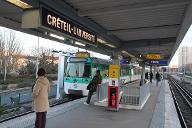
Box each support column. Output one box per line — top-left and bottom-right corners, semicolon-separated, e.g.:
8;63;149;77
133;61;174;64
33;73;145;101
150;65;152;73
141;62;146;86
56;52;65;99
154;66;156;77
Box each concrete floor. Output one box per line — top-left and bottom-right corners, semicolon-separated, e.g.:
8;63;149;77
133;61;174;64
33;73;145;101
0;80;181;128
46;83;160;128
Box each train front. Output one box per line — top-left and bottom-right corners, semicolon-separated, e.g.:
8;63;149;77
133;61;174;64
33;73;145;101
64;52;92;96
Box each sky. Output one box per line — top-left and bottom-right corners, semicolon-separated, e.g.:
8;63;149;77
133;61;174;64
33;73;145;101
0;26;110;60
169;24;192;67
0;24;192;67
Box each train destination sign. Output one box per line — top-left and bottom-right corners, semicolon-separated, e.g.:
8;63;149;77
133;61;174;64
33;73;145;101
41;7;96;44
146;53;161;60
76;52;90;58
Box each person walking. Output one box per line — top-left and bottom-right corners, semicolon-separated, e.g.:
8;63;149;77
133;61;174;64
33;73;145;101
32;68;50;128
155;72;161;86
84;70;102;105
150;71;153;83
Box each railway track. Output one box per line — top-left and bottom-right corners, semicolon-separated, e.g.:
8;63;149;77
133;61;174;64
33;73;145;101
168;76;192;128
0;95;82;123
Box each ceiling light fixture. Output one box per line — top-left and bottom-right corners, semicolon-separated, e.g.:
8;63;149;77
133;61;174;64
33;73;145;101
49;33;65;40
97;38;116;48
97;38;107;44
75;42;85;47
105;43;116;48
6;0;32;9
121;50;135;58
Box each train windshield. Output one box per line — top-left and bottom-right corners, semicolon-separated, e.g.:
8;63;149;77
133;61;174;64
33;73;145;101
66;62;91;78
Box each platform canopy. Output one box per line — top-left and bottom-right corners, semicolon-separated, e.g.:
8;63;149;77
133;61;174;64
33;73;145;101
1;0;192;65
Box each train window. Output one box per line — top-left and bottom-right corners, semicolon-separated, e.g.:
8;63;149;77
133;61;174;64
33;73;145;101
83;64;91;78
66;62;91;78
66;63;76;77
120;66;129;76
101;65;109;77
92;64;98;77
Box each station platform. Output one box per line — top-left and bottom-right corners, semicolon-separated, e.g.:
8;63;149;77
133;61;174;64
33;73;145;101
0;79;181;128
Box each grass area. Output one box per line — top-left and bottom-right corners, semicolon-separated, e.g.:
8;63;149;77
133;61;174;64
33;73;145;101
0;106;5;115
0;74;57;91
1;85;8;90
0;75;35;84
47;74;57;81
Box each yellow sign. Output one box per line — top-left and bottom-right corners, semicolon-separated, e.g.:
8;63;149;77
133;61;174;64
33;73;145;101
146;54;161;60
76;52;90;58
109;65;119;78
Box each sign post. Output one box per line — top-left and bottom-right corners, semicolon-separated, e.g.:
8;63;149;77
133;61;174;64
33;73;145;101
107;64;119;111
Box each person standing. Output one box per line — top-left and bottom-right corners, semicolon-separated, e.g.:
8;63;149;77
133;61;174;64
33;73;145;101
145;72;149;80
84;70;102;105
150;71;153;83
32;68;50;128
155;72;161;86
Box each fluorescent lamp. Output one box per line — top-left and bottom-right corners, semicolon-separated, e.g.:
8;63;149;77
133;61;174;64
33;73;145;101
105;43;116;48
97;38;116;48
6;0;32;9
49;33;65;40
121;50;135;58
75;42;85;47
97;38;107;44
137;58;142;61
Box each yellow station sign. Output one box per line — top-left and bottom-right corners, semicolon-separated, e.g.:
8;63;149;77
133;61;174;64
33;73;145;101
146;53;161;60
109;65;119;78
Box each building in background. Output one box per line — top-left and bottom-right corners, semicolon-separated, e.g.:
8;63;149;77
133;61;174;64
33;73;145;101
178;46;192;74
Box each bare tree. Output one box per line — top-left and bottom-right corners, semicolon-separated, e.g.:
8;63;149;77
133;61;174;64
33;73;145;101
30;46;57;74
0;29;23;81
0;31;5;75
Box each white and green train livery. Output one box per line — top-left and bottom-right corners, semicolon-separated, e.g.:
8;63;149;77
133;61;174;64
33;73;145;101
63;52;141;96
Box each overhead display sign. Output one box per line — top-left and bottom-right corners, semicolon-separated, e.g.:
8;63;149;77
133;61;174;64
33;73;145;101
41;7;96;44
150;60;168;65
120;59;129;65
146;53;162;60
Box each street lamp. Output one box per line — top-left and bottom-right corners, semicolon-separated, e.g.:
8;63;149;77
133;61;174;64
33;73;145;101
36;36;40;78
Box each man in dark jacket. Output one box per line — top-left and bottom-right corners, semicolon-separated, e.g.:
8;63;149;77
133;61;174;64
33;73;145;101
84;70;102;105
145;72;149;80
150;71;153;83
156;72;161;86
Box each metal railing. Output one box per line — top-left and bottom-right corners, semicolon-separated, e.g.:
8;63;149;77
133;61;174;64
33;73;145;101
120;85;140;105
183;75;192;84
96;80;150;107
0;86;57;106
96;83;108;102
139;82;150;106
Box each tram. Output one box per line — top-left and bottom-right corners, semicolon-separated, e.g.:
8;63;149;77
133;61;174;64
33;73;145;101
63;52;141;96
